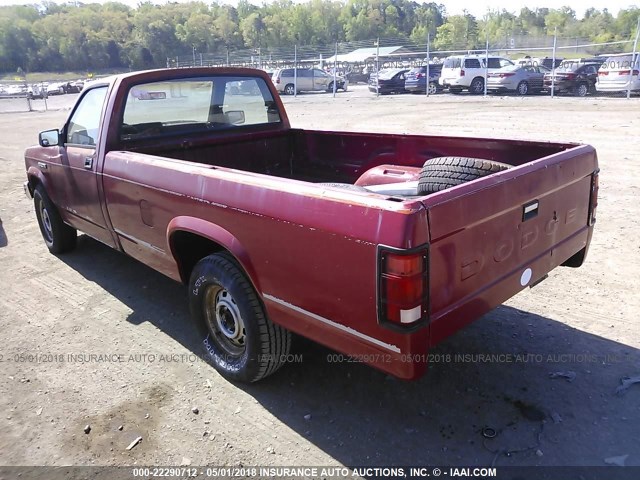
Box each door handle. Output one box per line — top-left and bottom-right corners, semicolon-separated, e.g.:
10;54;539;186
37;162;48;170
84;157;93;169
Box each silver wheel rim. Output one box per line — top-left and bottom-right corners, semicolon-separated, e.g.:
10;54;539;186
285;85;294;95
578;84;587;96
428;83;437;95
39;200;53;243
472;80;483;93
204;285;246;357
519;82;527;95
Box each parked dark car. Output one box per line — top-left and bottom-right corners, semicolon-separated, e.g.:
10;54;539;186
346;68;370;84
404;64;443;94
543;62;601;96
368;68;410;94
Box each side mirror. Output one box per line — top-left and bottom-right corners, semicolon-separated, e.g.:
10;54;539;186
226;110;245;125
39;129;61;147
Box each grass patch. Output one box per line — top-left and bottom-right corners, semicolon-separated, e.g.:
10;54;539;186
1;69;130;83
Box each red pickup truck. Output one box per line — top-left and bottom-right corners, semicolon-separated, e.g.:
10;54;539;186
24;68;598;383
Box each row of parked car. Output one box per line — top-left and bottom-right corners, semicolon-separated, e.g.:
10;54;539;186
0;80;85;100
369;53;639;96
267;53;638;97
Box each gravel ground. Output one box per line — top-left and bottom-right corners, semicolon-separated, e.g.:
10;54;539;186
0;86;639;473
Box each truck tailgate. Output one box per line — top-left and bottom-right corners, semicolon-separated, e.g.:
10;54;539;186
422;145;598;345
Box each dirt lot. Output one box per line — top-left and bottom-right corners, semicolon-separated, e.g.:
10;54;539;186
0;86;639;473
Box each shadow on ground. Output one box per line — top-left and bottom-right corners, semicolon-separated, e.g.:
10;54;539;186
0;218;7;247
61;236;640;469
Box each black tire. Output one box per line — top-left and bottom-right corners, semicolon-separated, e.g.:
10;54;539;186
327;82;334;92
284;83;295;95
517;81;529;96
427;82;438;95
574;82;589;97
417;157;511;195
189;252;291;383
469;77;485;94
318;182;369;192
33;184;77;254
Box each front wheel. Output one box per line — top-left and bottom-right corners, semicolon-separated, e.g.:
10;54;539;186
189;253;291;383
33;185;77;254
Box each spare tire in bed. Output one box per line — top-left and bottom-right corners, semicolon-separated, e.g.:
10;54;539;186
417;157;511;195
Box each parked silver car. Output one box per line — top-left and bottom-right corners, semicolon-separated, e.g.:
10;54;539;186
271;68;347;95
487;64;549;95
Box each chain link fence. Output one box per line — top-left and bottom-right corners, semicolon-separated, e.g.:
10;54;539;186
170;29;640;99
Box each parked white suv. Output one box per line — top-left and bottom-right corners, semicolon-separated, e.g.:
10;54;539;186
439;55;514;94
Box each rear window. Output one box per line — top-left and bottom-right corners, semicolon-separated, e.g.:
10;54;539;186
487;58;514;68
464;58;482;68
444;57;462;69
556;62;581;72
121;76;281;141
600;55;639;70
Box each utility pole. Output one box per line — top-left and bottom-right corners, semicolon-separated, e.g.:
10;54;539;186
375;38;380;97
628;18;640;100
425;31;430;97
551;27;558;98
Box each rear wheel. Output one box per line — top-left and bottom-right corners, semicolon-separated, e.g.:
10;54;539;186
418;157;511;195
33;185;77;254
517;81;529;96
427;82;438;95
284;83;295;95
574;82;589;97
189;253;291;383
469;77;485;94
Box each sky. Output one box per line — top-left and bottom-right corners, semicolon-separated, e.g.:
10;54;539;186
0;0;638;19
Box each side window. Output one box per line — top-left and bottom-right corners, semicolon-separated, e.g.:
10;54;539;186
299;69;312;77
66;87;108;146
486;58;501;69
465;59;481;68
499;58;514;67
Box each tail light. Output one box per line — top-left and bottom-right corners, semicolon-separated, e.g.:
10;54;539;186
598;71;609;76
378;246;429;330
589;169;599;226
460;69;465;77
498;73;515;78
565;73;576;80
619;69;640;75
416;73;424;79
275;75;280;84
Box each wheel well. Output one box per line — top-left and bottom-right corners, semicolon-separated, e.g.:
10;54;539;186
27;174;42;195
171;231;225;284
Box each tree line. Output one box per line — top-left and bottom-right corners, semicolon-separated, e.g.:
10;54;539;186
1;0;639;74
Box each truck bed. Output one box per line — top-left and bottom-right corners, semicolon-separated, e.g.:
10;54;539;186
121;128;576;184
